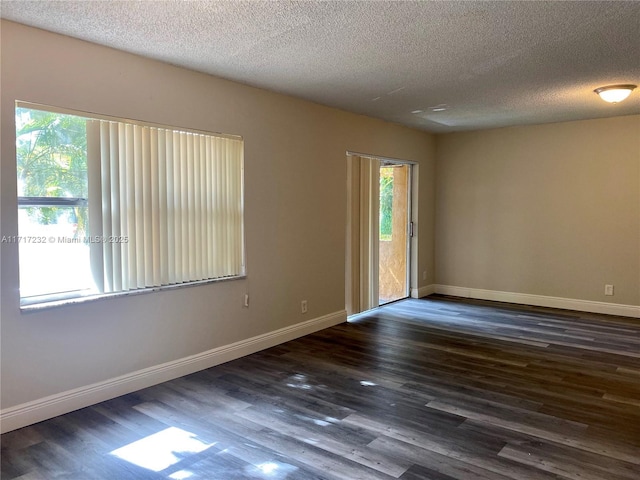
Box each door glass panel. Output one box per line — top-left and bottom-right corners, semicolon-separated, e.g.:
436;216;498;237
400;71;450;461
378;164;409;305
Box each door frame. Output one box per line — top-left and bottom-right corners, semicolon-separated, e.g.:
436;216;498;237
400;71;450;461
379;160;413;304
346;151;417;315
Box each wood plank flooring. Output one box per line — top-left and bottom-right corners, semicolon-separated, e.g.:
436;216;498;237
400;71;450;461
2;295;639;479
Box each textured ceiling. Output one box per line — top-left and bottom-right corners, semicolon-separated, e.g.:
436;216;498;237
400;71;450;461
2;0;639;132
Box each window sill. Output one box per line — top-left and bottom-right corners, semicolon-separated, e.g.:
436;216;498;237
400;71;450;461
20;274;247;313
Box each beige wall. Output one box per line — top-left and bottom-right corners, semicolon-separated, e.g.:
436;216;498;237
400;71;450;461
0;21;436;412
435;115;640;306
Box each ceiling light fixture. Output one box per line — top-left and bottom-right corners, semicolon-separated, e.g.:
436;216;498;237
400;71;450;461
594;84;636;103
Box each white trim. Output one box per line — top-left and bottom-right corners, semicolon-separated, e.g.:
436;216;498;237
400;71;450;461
345;151;418;165
21;275;247;312
411;284;436;299
17;100;242;140
0;310;346;434
434;285;640;318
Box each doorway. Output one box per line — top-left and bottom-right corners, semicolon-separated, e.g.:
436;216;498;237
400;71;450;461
378;163;410;305
346;154;412;315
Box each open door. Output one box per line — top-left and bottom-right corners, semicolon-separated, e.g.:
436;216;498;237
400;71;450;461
378;163;411;305
346;154;412;315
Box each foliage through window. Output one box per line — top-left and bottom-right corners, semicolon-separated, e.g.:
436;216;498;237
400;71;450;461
16;108;93;298
379;168;393;241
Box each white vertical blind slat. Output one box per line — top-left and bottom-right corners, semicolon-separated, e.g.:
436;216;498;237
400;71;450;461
186;134;195;279
158;129;169;286
222;142;230;276
235;140;243;270
150;128;160;287
86;120;105;293
172;131;181;284
109;123;122;293
206;137;212;277
214;137;224;278
132;125;143;288
98;121;113;292
124;124;137;289
117;123;128;292
228;141;237;271
198;135;207;280
194;135;202;280
179;133;189;283
141;126;153;286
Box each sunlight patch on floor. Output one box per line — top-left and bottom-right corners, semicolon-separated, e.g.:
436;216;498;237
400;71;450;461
244;461;299;479
110;426;215;472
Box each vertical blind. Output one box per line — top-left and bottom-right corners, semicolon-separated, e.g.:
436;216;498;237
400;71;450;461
87;120;244;293
359;156;380;311
346;154;380;315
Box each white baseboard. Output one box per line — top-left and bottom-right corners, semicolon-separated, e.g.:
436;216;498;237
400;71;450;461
411;284;436;299
434;285;640;318
0;310;346;434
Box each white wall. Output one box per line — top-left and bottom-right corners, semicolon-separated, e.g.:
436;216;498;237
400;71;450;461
0;21;436;430
435;116;640;311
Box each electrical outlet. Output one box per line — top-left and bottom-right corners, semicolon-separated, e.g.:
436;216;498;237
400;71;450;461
244;294;250;307
604;284;614;296
301;300;308;314
422;270;427;281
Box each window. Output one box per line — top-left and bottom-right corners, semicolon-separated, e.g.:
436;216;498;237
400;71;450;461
14;103;245;305
379;167;393;241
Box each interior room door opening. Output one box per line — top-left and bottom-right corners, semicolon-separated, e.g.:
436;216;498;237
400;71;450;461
378;162;411;305
346;154;413;316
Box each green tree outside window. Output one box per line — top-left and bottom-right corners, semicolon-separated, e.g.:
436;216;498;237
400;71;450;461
16;108;88;234
380;170;393;241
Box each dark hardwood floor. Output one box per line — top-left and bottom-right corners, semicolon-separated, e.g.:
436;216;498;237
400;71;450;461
2;295;639;479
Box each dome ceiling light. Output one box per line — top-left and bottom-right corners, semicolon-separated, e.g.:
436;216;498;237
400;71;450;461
594;85;636;103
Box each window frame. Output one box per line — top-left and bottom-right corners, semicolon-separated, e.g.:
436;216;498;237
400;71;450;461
16;101;246;310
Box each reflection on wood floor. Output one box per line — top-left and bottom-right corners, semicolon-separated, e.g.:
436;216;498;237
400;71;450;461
2;295;639;479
